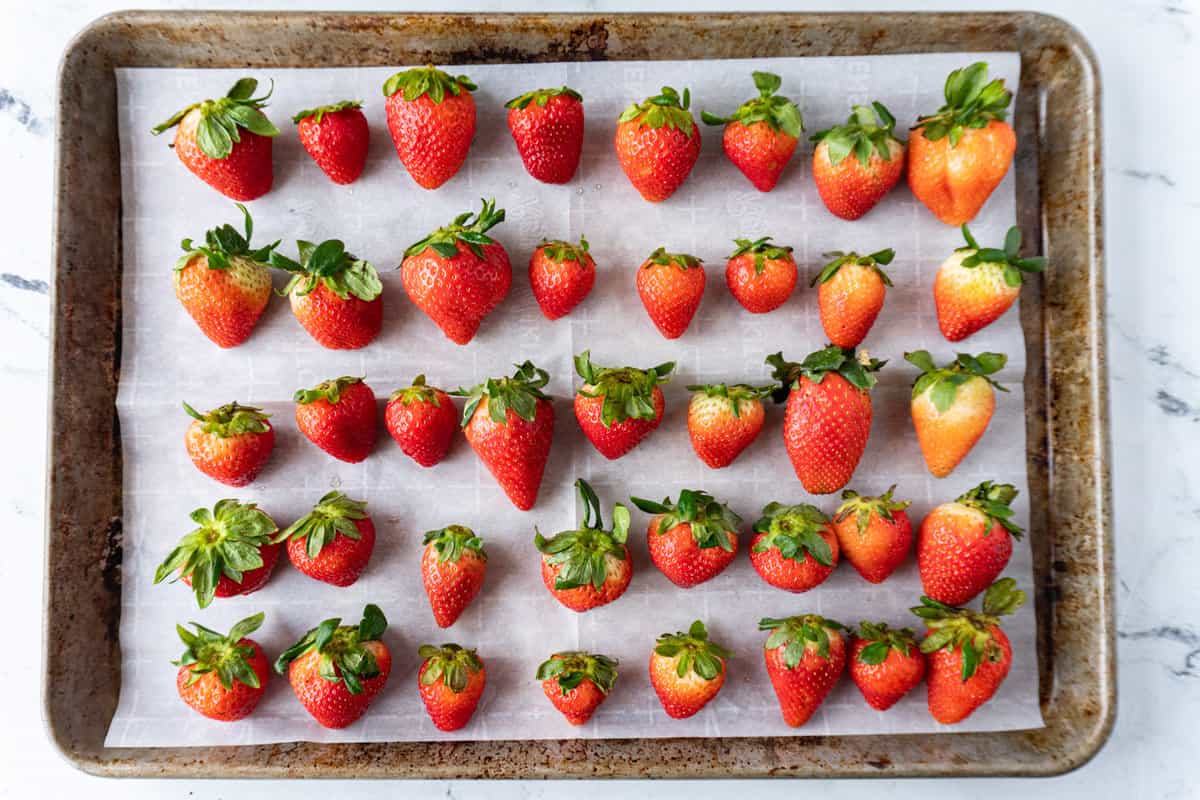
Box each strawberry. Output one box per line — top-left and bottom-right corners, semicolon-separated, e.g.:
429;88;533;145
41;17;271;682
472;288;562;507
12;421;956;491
631;489;741;588
294;376;378;463
917;481;1023;605
529;236;595;320
505;86;585;184
417;643;487;731
151;77;279;201
275;604;391;729
615;86;700;202
649;620;732;719
685;383;768;468
173;203;277;348
767;346;885;494
759;614;846;727
905;350;1008;477
382;66;476;189
421;525;487;628
912;578;1026;723
908;62;1016;225
749;502;839;593
154;499;281;609
831;486;913;584
812;248;895;349
725;236;797;313
573;351;674;459
537;650;618;726
270;238;383;349
452;361;555;511
636;248;705;339
934;225;1045;342
293;100;370;185
811;102;905;220
174;612;270;722
700;71;802;192
182;401;274;487
535;479;632;612
848;621;926;711
402;198;512;344
276;491;375;587
385;375;458;467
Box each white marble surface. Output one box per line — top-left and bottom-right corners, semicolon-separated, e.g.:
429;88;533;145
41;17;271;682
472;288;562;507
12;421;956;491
0;0;1194;797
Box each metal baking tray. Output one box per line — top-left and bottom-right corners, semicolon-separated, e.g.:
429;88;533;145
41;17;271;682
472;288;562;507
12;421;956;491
45;11;1111;778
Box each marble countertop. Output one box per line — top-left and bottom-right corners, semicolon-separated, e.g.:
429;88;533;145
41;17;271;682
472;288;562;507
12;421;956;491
2;0;1195;797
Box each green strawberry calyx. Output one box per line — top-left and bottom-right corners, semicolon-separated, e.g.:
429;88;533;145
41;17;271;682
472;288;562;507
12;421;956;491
176;203;279;272
811;248;896;288
751;502;833;566
911;577;1026;680
273;604;387;694
452;360;550;428
382;65;477;102
269;239;382;302
405;197;506;261
535;479;630;591
536;650;618;695
767;346;887;399
293;99;363;125
574;350;675;428
643;247;702;271
423;524;486;564
684;383;770;418
631;489;742;552
538;236;591;266
726;236;794;275
294;376;364;406
700;71;802;138
653;620;732;681
955;480;1024;540
618;86;696;136
153;499;277;609
834;485;911;538
174;612;265;690
759;614;846;668
915;61;1012;146
957;225;1046;287
811;101;903;167
854;620;919;665
505;85;583;110
388;374;445;406
904;350;1009;412
273;491;368;560
418;643;483;693
182;401;271;437
151;77;280;159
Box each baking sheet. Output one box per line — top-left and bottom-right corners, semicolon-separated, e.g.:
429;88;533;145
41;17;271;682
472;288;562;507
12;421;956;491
107;53;1040;747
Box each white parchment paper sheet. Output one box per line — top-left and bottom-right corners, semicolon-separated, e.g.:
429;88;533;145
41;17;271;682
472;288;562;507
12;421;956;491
107;53;1041;747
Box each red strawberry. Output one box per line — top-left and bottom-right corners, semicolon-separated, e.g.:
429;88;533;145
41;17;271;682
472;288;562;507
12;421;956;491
749;503;839;593
813;249;895;349
183;401;274;487
421;525;487;628
385;375;458;467
294;376;378;463
174;612;270;722
912;578;1026;723
573;351;674;459
402;199;512;345
453;361;555;511
686;383;768;468
275;605;391;729
383;66;476;189
154;499;281;608
615;86;700;202
849;622;926;711
270;238;383;349
700;71;801;192
173;203;276;348
637;248;705;339
632;490;741;588
725;236;797;314
294;100;370;185
649;620;731;719
505;86;585;184
529;237;595;320
811;102;905;220
917;481;1023;606
151;77;278;201
906;350;1008;477
535;479;632;612
537;650;618;726
767;347;884;494
277;491;375;587
831;486;913;584
934;225;1045;342
418;643;487;731
759;614;847;727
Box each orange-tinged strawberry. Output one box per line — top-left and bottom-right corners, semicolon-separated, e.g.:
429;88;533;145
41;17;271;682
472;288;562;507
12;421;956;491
724;236;797;313
686;383;768;468
529;236;595;320
759;614;846;727
183;401;274;487
174;612;270;723
637;248;705;339
294;376;378;464
632;490;741;588
701;71;801;192
848;621;926;711
615;86;700;202
917;481;1023;606
934;225;1045;341
385;375;458;467
506;86;585;184
383;66;476;189
832;486;913;584
421;525;487;628
535;480;632;612
418;643;486;731
573;351;674;460
749;503;838;593
811;102;905;220
905;350;1008;477
270;238;383;349
537;650;618;726
812;249;895;348
649;620;732;719
277;492;375;587
294;100;370;185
